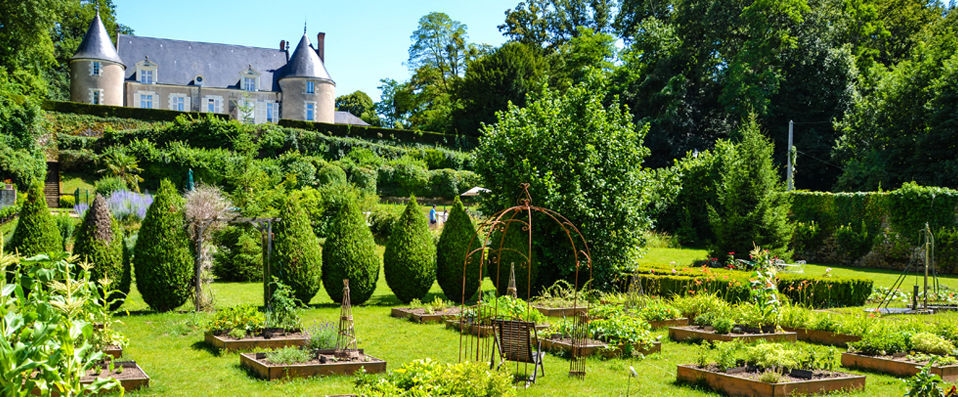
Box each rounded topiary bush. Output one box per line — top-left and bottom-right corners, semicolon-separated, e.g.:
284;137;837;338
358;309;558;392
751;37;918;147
384;197;436;303
316;163;347;186
322;197;380;304
270;193;322;304
10;180;62;257
436;197;480;303
73;194;129;310
133;179;193;312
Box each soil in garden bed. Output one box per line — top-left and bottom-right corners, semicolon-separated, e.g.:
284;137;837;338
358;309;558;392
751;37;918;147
82;361;150;392
241;349;387;380
391;307;461;322
700;365;853;382
211;328;304;340
841;352;958;381
677;364;866;397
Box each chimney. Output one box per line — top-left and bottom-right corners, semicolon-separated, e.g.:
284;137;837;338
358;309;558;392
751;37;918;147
316;32;325;62
280;40;288;61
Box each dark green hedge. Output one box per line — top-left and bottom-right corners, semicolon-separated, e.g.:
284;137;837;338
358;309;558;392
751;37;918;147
43;100;229;122
621;269;873;308
279;119;477;150
777;274;873;308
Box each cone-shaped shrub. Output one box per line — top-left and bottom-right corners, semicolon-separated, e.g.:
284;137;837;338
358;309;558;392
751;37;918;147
9;180;62;256
436;197;480;303
74;195;129;310
270;193;322;304
322;197;380;304
384;197;436;303
133;179;193;312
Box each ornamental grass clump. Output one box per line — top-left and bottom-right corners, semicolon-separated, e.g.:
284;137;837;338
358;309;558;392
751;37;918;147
73;194;129;310
270;193;322;304
322;197;380;304
265;346;312;365
436;196;480;303
384;196;436;303
9;180;62;256
133;179;193;312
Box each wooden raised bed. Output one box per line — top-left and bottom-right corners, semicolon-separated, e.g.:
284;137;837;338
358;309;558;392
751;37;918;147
598;340;662;359
205;330;309;351
648;318;689;329
676;364;865;397
84;361;150;392
531;305;588;318
102;345;122;359
783;327;860;347
240;349;386;380
841;352;958;381
541;337;608;356
390;306;460;323
444;319;549;337
669;326;797;343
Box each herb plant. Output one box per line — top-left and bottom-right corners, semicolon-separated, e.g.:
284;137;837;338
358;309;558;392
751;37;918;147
265;346;312;364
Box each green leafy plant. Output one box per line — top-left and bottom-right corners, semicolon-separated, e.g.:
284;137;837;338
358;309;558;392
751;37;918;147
354;358;515;396
637;299;681;322
904;359;946;397
206;304;265;335
758;370;783;383
911;332;957;356
850;327;911;356
265;346;312;365
384;196;437;303
467;294;546;323
265;279;302;330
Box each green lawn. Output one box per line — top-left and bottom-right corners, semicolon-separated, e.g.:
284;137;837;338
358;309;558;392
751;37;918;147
61;171;96;196
112;247;953;396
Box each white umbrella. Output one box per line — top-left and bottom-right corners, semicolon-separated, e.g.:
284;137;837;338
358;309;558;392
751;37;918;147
460;186;491;197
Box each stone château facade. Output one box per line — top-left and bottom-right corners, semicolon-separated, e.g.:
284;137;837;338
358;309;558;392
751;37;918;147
69;12;364;125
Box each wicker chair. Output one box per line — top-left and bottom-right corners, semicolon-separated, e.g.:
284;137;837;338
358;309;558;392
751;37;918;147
491;319;545;384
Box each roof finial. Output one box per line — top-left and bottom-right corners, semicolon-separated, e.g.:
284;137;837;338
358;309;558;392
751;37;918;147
303;20;307;35
95;3;100;15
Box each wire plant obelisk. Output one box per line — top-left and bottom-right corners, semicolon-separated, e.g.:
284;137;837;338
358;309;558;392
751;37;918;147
337;279;357;350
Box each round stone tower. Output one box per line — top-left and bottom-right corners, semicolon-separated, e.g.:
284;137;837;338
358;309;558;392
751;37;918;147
70;11;125;106
279;33;335;123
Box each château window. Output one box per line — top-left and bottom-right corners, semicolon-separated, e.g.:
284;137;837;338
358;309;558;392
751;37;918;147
91;89;101;105
139;93;153;109
267;103;275;122
208;98;216;113
243;77;256;91
306;80;315;94
172;96;185;111
305;102;315;121
91;62;101;76
140;69;153;84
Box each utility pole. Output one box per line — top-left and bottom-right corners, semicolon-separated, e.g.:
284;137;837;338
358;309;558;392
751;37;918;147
786;120;794;191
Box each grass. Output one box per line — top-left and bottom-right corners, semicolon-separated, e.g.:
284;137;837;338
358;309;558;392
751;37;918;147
60;171;96;196
112;246;955;396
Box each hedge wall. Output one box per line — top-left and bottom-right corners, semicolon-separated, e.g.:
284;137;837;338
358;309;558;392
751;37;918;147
621;266;873;308
279;119;477;150
789;183;958;271
44;100;230;122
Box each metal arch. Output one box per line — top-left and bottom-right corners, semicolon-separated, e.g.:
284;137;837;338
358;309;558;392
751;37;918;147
457;184;595;378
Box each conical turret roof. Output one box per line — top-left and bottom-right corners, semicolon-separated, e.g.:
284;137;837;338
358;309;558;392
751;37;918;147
281;34;332;82
72;11;124;66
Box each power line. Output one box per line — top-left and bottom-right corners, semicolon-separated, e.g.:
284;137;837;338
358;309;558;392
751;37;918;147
796;149;843;170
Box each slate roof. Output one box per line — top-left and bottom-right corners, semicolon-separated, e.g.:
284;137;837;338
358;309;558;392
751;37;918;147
116;34;288;91
72;12;124;65
282;34;333;82
334;111;370;126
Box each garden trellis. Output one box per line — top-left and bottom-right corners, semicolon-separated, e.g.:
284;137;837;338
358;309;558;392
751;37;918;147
457;183;593;380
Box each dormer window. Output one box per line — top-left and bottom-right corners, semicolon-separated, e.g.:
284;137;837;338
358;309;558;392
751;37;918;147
243;77;256;91
91;62;101;76
306;80;315;94
241;65;259;92
136;58;157;84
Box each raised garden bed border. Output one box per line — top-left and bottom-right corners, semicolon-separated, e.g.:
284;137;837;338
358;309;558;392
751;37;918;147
390;307;460;323
444;319;549;338
648;318;689;329
240;350;386;380
102;345;122;359
840;352;958;381
669;326;797;343
783;327;860;347
204;331;309;351
676;364;866;397
84;361;150;392
530;305;588;318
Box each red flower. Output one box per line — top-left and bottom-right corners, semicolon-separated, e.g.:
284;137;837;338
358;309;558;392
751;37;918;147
728;252;735;255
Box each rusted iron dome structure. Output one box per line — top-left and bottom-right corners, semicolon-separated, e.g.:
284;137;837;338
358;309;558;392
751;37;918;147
457;183;593;378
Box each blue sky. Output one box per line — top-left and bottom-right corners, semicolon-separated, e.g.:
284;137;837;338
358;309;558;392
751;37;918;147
116;0;520;102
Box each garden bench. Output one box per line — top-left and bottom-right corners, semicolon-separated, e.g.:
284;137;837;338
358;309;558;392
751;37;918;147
491;319;545;385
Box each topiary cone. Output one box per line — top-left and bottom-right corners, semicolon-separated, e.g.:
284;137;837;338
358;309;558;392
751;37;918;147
133;179;193;312
384;196;436;303
436;196;480;303
322;197;380;305
74;195;129;310
270;193;322;304
9;180;62;257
